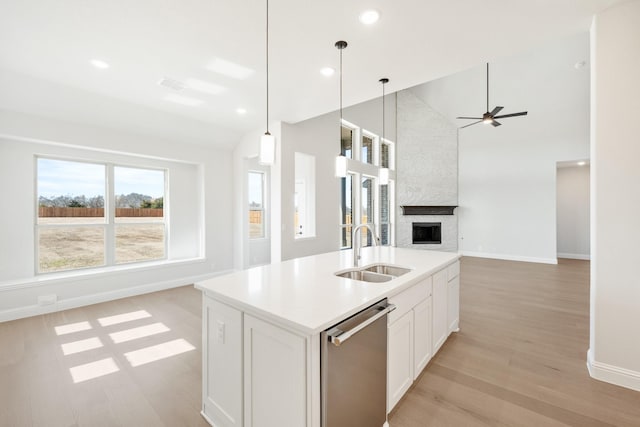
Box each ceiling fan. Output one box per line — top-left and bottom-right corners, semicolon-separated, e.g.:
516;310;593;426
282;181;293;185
457;63;528;129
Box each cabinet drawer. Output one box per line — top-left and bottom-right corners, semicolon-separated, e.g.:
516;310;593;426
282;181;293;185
389;276;432;324
447;261;460;282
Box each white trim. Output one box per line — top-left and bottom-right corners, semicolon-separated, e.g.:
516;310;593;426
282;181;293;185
0;257;208;291
587;349;640;392
460;251;558;265
557;252;591;260
0;269;233;323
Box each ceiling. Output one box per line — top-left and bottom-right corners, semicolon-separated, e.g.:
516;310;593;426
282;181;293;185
0;0;623;148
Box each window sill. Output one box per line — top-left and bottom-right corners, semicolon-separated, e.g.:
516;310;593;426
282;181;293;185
0;257;207;291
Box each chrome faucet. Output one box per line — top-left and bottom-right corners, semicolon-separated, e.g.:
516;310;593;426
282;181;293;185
352;224;380;267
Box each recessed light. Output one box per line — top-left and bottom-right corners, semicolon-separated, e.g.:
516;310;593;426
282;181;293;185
236;108;247;115
164;93;204;107
206;57;255;80
320;67;335;77
359;10;380;25
577;161;586;166
185;78;226;95
90;59;110;69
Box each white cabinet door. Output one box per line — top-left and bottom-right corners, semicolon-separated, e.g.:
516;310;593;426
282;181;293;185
203;298;243;426
432;269;448;354
413;296;432;379
244;314;307;427
448;275;460;333
388;310;414;411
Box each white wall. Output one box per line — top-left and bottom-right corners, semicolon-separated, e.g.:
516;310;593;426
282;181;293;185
556;165;590;259
0;110;234;321
589;1;640;392
413;33;591;264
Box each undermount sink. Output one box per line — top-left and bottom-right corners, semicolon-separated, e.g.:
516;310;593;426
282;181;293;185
335;270;393;283
363;264;412;277
335;263;412;283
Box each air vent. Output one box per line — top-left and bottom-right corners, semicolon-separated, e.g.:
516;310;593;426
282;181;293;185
157;77;186;91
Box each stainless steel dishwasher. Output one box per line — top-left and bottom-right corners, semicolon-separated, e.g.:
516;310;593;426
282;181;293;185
321;299;395;427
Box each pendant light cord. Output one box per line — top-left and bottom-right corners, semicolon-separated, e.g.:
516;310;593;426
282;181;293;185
379;78;389;143
265;0;270;134
335;41;347;154
339;45;343;124
486;62;489;113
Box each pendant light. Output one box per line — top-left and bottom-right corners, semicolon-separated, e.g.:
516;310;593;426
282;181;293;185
259;0;275;165
379;78;390;185
334;40;348;178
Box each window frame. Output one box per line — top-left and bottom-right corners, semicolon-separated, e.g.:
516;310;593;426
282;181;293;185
35;155;168;275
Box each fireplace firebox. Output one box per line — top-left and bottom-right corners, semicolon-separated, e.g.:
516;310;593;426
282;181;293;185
412;222;441;244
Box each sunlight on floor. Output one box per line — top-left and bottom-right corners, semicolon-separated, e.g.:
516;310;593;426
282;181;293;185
98;310;151;327
55;321;92;336
61;337;103;355
69;357;120;383
124;338;196;367
109;322;170;344
57;309;196;383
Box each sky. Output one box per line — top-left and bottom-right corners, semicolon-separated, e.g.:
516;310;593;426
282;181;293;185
248;171;263;206
38;158;164;199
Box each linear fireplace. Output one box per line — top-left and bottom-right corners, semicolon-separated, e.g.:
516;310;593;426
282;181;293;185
412;222;442;244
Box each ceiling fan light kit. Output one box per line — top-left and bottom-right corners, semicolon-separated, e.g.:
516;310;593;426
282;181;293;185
457;63;528;129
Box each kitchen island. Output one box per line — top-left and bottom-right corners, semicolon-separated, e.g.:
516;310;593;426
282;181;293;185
195;247;460;427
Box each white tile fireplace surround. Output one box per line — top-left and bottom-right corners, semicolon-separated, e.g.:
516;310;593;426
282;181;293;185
396;89;459;253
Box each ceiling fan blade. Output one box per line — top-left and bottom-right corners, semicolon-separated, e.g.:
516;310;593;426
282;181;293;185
456;116;482;120
491;120;502;127
460;120;483;129
493;111;528;119
489;106;504;116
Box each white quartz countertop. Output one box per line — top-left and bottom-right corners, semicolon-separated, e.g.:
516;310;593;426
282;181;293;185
195;247;460;335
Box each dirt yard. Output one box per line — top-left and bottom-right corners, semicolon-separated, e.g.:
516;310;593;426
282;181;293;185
38;217;164;272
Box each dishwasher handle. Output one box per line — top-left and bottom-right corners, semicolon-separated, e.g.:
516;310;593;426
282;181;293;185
329;303;396;346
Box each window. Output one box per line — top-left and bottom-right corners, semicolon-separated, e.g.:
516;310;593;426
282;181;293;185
362;133;374;164
361;176;375;246
339;174;354;249
248;171;265;239
341;125;354;158
381;141;391;168
114;166;165;264
380;180;394;245
36;157;166;274
338;120;395;249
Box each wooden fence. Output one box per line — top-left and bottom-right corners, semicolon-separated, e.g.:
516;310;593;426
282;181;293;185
38;207;163;217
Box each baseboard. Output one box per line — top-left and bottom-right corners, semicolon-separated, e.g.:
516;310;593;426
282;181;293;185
587;349;640;392
0;269;233;323
460;251;558;265
557;252;591;260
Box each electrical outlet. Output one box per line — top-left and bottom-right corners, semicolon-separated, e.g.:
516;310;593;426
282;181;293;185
38;294;57;306
216;320;225;344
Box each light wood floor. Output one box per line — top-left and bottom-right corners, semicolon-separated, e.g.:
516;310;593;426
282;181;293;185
389;257;640;427
0;286;210;427
1;258;639;426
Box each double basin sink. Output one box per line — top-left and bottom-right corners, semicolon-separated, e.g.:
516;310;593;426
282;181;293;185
335;263;412;283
